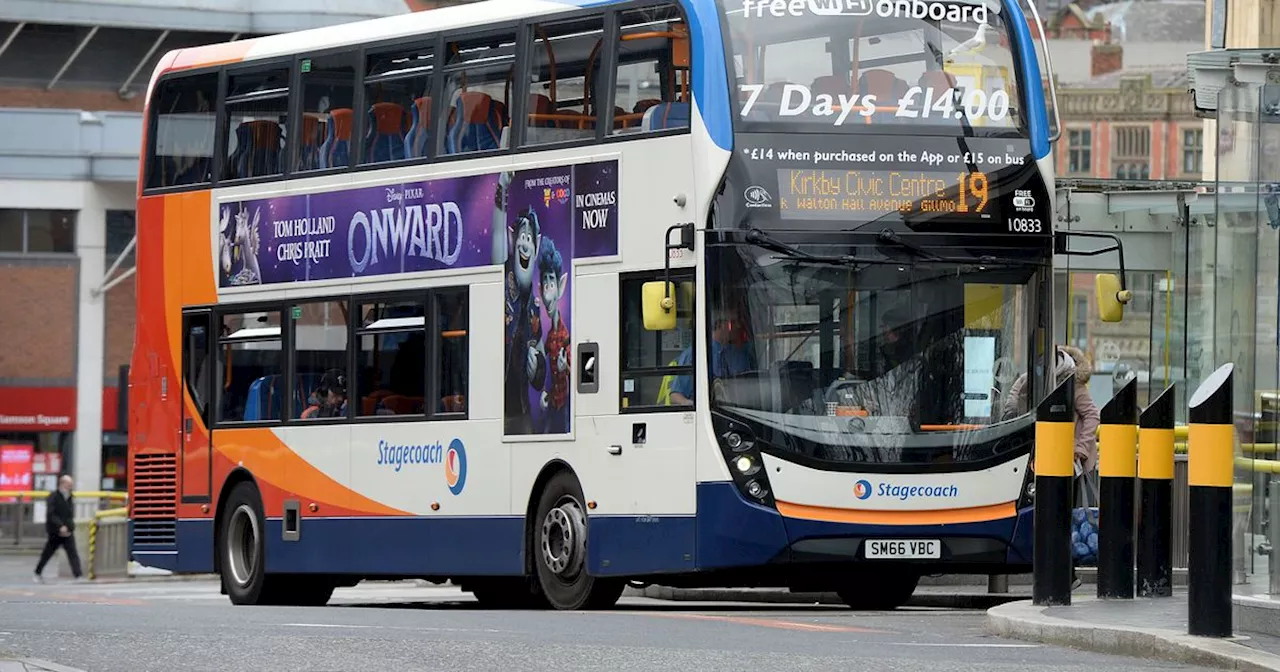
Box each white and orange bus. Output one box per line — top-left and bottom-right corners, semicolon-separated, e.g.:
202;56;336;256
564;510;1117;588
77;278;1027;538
129;0;1129;610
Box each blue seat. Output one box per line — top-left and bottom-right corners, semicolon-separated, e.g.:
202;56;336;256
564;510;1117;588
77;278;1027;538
320;108;352;169
641;102;690;131
366;102;407;163
445;91;503;154
403;97;432;159
243;375;282;421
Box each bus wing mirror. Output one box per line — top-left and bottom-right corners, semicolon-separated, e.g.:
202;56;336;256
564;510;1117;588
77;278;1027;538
641;281;677;331
1095;273;1132;323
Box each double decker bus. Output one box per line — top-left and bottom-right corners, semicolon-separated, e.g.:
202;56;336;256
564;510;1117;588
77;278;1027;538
129;0;1131;610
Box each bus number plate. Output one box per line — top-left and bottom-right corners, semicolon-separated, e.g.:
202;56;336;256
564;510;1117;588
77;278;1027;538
864;539;940;559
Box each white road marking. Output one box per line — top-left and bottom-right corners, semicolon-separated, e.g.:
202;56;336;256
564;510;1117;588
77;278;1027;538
282;623;509;634
889;642;1040;648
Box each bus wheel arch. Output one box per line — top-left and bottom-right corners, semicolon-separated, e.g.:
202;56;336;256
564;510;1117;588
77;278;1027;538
527;467;624;610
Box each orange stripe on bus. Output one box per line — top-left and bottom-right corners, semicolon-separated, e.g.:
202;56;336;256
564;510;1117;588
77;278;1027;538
775;500;1017;525
918;424;987;431
169;41;258;71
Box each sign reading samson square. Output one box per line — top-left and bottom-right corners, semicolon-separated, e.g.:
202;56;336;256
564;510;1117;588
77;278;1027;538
217;160;619;288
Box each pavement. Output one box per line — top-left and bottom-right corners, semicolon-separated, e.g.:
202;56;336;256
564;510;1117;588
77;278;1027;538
988;592;1280;671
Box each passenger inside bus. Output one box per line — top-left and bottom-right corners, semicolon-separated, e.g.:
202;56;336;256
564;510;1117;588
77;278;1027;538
301;369;348;419
667;307;754;405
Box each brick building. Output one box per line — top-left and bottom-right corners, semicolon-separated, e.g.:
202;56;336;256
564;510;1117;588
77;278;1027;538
0;0;448;493
1043;0;1206;180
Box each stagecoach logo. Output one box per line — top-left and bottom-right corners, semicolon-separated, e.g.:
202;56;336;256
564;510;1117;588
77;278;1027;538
375;437;468;495
853;480;960;501
854;479;873;500
741;0;990;23
744;185;773;208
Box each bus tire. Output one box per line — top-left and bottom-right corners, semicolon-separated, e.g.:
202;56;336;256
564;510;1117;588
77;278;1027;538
219;481;282;606
836;572;919;610
532;471;623;610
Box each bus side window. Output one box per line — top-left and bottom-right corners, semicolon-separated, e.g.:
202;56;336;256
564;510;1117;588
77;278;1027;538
440;32;516;156
619;273;695;411
524;15;606;147
610;4;691;137
222;67;290;181
218;311;285;423
365;43;435;164
292;300;350;420
146;73;217;190
297;53;356;173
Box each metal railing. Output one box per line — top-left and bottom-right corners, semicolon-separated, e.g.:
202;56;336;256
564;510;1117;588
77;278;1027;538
0;490;127;550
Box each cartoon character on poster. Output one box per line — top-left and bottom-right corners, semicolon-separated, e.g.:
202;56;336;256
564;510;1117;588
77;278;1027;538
503;207;547;435
536;238;570;434
219;203;262;286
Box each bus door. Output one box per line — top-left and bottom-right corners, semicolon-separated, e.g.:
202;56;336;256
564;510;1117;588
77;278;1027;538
180;311;213;502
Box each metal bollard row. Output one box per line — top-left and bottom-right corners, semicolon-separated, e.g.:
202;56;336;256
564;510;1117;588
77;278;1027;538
1030;362;1237;639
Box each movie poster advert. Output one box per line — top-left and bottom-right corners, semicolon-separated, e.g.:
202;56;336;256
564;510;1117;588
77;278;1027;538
501;166;574;437
217;159;619;288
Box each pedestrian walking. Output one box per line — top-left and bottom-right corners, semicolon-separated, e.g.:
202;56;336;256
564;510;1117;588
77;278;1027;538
34;475;82;582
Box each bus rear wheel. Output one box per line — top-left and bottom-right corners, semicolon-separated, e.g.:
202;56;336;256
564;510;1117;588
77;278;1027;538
219;482;333;606
532;472;623;610
836;571;919;610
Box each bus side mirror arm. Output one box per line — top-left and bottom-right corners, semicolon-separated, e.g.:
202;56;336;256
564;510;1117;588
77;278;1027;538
661;223;696;305
1053;230;1134;322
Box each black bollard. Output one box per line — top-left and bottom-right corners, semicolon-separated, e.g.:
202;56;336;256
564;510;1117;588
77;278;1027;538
1034;376;1077;606
1137;385;1176;598
1098;378;1138;599
1187;363;1234;637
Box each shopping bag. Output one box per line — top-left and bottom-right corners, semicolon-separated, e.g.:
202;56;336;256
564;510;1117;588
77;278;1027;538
1071;458;1100;565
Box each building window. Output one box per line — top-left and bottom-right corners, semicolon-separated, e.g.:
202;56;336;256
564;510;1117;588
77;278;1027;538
1112;126;1151;179
0;210;76;254
106;210;135;267
619;272;695;411
1183;128;1204;175
1067;128;1091;174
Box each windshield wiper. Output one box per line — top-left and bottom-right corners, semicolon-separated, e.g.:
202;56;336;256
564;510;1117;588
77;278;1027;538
743;228;872;266
876;229;946;260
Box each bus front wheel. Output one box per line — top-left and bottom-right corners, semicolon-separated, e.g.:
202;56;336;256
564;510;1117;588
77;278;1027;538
532;471;624;610
836;572;919;610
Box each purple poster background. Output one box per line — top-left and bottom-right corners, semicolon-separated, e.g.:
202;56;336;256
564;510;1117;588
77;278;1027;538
218;159;617;288
572;161;618;259
502;165;575;436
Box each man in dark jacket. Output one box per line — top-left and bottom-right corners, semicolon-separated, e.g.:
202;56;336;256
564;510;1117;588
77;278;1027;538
34;475;82;582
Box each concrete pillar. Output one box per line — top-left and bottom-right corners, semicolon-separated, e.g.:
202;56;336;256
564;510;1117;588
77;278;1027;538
73;185;106;493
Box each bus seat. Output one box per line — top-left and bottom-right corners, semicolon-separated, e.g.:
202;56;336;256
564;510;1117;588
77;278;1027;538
243;374;282;422
298;115;323;171
641;102;689;131
321;108;353;169
231;120;282;179
445;91;502;154
404;97;432;159
859;70;908;121
293;372;325;418
441;395;466;413
528;94;556;128
492;99;510;128
633;99;661;115
811;75;850;97
380;395;423;415
918;70;957;92
367;102;407;163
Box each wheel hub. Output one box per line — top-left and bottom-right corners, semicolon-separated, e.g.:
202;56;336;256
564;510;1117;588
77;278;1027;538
540;498;586;579
226;504;259;587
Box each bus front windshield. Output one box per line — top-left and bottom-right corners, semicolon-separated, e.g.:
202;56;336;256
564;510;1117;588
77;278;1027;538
704;244;1044;465
721;0;1024;134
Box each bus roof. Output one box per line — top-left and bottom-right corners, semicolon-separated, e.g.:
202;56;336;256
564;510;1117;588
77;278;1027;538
153;0;589;79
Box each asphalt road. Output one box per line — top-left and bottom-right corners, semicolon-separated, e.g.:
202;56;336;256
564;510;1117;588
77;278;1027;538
0;557;1204;672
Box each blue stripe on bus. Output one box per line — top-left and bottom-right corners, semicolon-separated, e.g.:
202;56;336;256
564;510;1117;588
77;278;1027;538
1007;504;1034;564
1003;0;1050;160
550;0;733;151
587;515;697;575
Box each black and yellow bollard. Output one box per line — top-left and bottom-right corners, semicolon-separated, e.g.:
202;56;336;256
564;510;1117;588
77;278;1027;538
1034;376;1076;606
1187;363;1235;637
1137;384;1176;598
1097;377;1138;599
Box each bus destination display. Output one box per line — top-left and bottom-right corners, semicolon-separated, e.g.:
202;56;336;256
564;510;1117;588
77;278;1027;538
775;168;996;221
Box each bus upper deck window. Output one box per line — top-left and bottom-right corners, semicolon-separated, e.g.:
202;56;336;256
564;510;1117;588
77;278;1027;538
364;43;435;164
146;73;217;189
440;33;516;156
297;54;357;173
524;16;606;147
610;4;690;136
222;68;290;182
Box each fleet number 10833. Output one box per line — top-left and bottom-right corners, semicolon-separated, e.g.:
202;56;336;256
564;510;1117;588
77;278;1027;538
1008;218;1043;233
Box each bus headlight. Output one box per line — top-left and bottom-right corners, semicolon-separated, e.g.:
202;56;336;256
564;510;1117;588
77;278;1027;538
745;480;767;499
735;455;754;473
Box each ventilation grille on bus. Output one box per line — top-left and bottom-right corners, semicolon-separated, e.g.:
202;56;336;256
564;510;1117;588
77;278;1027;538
131;453;177;546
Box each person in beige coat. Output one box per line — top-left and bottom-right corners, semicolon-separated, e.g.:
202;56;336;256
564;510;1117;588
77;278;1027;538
1000;345;1100;473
